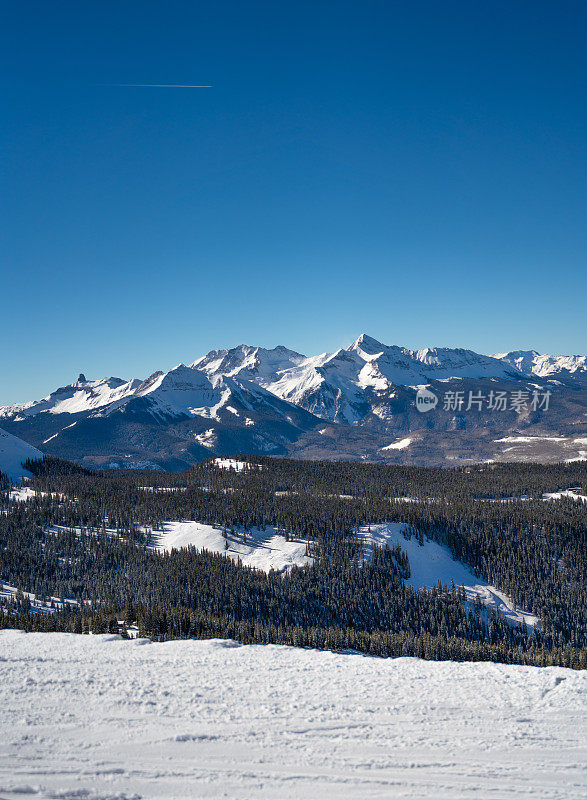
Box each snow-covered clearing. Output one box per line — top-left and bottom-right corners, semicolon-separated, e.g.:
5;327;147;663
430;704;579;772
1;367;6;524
7;485;38;502
0;631;584;800
566;452;587;462
359;523;539;627
150;517;538;623
7;487;64;504
495;436;569;443
151;521;312;573
138;485;186;493
0;583;77;614
542;488;587;502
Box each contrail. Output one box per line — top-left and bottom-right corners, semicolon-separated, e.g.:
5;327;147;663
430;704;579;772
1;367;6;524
116;84;212;88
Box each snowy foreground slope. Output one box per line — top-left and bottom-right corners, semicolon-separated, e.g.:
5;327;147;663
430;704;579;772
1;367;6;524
1;632;585;800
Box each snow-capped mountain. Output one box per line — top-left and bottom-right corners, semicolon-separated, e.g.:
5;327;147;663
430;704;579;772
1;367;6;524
0;374;140;421
492;350;587;383
0;429;43;481
1;335;585;469
0;361;319;470
192;344;306;381
195;335;527;424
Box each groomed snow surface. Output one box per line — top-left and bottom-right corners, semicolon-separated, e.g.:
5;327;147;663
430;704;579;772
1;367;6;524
0;631;585;800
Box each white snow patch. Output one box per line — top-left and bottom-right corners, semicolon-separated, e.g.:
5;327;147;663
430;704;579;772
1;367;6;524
139;486;186;493
8;486;39;502
43;421;78;444
381;436;413;450
194;428;217;448
495;435;568;443
214;457;250;471
151;521;312;573
566;451;587;462
0;583;77;613
0;631;584;799
542;488;587;503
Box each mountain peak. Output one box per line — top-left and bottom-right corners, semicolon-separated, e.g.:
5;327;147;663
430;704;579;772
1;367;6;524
493;350;587;379
348;334;387;355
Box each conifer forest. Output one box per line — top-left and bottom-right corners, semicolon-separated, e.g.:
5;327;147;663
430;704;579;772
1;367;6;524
1;456;585;668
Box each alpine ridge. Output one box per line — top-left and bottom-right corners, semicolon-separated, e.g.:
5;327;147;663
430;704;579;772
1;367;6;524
1;335;586;471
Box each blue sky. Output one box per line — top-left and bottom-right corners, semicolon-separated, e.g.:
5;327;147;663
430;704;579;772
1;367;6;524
1;1;585;404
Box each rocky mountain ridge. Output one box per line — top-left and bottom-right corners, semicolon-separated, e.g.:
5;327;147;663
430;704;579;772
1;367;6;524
1;335;585;469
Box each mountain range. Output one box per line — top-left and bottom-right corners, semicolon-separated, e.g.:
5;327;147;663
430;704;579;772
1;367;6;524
1;335;586;471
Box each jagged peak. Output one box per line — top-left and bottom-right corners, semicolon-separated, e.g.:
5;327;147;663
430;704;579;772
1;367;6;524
348;333;387;355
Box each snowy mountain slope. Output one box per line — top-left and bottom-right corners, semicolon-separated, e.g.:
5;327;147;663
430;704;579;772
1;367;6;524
192;343;306;381
350;334;525;383
193;335;528;424
265;348;373;423
0;374;140;420
0;428;42;481
1;335;585;467
2;631;585;800
493;350;587;383
123;364;228;421
0;362;322;469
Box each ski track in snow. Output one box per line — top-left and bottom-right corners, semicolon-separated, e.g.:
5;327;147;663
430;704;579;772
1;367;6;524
0;631;585;800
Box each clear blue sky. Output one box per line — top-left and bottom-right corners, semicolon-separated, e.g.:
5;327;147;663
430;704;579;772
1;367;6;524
1;1;585;404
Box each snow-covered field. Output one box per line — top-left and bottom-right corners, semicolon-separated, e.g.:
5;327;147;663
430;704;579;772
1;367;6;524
151;521;312;573
0;631;584;800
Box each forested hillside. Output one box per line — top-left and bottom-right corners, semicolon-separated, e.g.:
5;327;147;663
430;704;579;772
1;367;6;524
1;457;585;667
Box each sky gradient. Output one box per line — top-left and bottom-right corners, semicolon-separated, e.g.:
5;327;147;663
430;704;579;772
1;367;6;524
1;1;586;404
